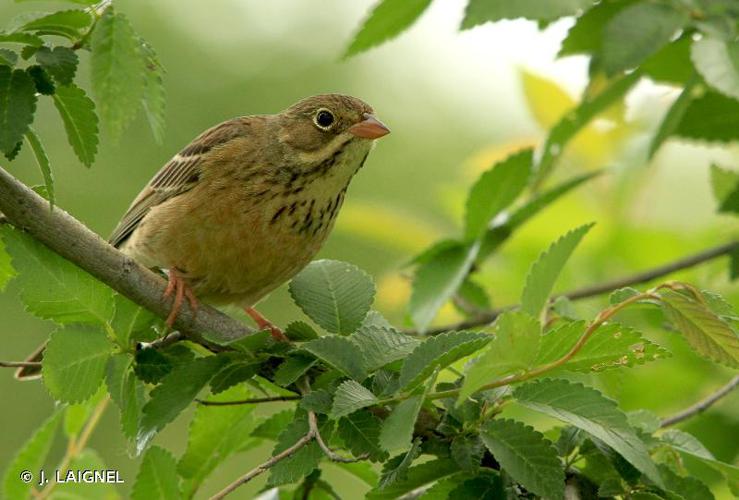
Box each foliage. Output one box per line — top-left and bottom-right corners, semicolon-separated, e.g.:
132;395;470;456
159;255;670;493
1;0;738;499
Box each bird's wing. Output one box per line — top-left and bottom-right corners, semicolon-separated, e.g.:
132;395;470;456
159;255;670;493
108;118;247;248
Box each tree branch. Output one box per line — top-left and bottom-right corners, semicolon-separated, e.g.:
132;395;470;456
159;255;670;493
0;165;253;344
0;360;41;368
660;375;739;428
307;411;367;463
196;395;301;406
421;240;738;335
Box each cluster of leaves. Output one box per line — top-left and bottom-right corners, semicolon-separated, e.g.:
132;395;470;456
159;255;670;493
2;217;739;498
0;0;165;206
344;0;739;331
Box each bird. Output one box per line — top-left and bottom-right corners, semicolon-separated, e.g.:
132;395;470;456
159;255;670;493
15;93;389;378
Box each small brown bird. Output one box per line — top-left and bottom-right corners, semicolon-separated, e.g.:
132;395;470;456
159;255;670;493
16;94;388;378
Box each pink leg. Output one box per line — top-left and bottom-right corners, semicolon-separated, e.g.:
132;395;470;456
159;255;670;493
244;307;289;342
163;269;199;328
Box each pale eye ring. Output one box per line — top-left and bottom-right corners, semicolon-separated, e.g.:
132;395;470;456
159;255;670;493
314;108;335;130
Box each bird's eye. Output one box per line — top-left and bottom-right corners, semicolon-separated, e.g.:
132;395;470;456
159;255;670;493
314;109;335;130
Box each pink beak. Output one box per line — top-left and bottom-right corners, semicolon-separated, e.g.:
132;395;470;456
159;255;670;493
348;113;390;139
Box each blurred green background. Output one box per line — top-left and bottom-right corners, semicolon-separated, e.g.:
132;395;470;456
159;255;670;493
1;0;737;498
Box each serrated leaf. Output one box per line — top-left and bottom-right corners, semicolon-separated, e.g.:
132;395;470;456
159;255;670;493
378;438;422;489
0;32;43;46
301;335;367;380
692;37;739;100
409;240;479;333
448;472;504;499
661;429;739;490
601;2;687;75
300;389;333;414
290;259;375;334
367;458;459;499
210;360;260;394
106;353;143;438
24;127;54;208
20;9;92;40
35;45;78;85
513;378;662;487
649;76;698;159
533;71;639;186
660;289;739;367
252;409;295;440
535;321;669;373
521;223;593;319
284;320;319;341
137;355;228;453
464;149;532;239
399;330;490;391
338;409;387;462
53;83;99;166
0;66;36;155
134;348;173;383
64;386;105;437
331;380;378;418
0;48;17;66
274;354;316;386
458;312;540;402
659;464;714;500
481;418;565;499
267;412;328;486
91;7;146;140
675;89;739;143
140;41;166;143
462;0;594;28
450;434;484;473
42;324;113;403
559;0;637;56
132;446;180;500
2;409;61;500
710;164;739;206
27;64;54;95
344;0;432;58
178;386;256;497
110;294;158;347
353;325;420;372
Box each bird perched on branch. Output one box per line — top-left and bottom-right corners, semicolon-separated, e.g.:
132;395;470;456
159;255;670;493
16;94;388;378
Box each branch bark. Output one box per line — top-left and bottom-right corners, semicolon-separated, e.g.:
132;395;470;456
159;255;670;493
660;374;739;428
0;165;253;344
421;240;738;335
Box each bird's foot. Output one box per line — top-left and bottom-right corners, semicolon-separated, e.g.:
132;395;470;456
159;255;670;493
244;307;289;342
163;268;198;328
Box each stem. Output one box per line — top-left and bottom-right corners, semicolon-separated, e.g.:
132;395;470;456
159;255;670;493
307;411;367;463
660;375;739;428
0;360;41;368
196;395;300;406
421;241;737;335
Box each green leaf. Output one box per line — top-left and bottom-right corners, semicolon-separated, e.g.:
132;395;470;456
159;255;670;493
337;409;387;462
42;324;113;403
601;2;687;75
110;294;158;347
53;83;99;166
252;409;294;440
106;353;144;438
450;434;484;473
290;259;375;334
0;48;17;66
134;348;173;383
378;395;423;453
559;0;637;56
0;32;44;46
535;321;669;372
367;458;459;499
91;7;146;140
267;412;328;486
352;325;420;372
0;226;114;323
409;240;479;332
660;289;739;367
20;9;92;40
481;418;565;499
178;386;256;497
448;472;504;499
462;0;594;28
533;71;640;186
659;464;714;500
513;378;662;487
520;223;593;319
661;429;739;489
64;386;104;437
692;37;739;100
710;164;739;206
24;127;54;208
344;0;432;58
642;37;693;85
0;66;36;156
458;312;540;402
0;237;15;291
2;409;61;500
132;446;180;500
301;335;368;380
675;89;739;143
273;354;316;386
209;360;260;394
398;330;490;391
137;355;228;453
140;41;166;143
464;149;532;239
285;320;319;341
648;75;698;159
35;45;78;85
331;380;379;418
378;439;422;489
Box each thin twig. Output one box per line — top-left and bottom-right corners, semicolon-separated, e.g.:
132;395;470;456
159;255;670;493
307;411;367;463
196;395;301;406
0;360;41;368
660;375;739;428
137;331;185;351
209;431;315;500
420;240;738;335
